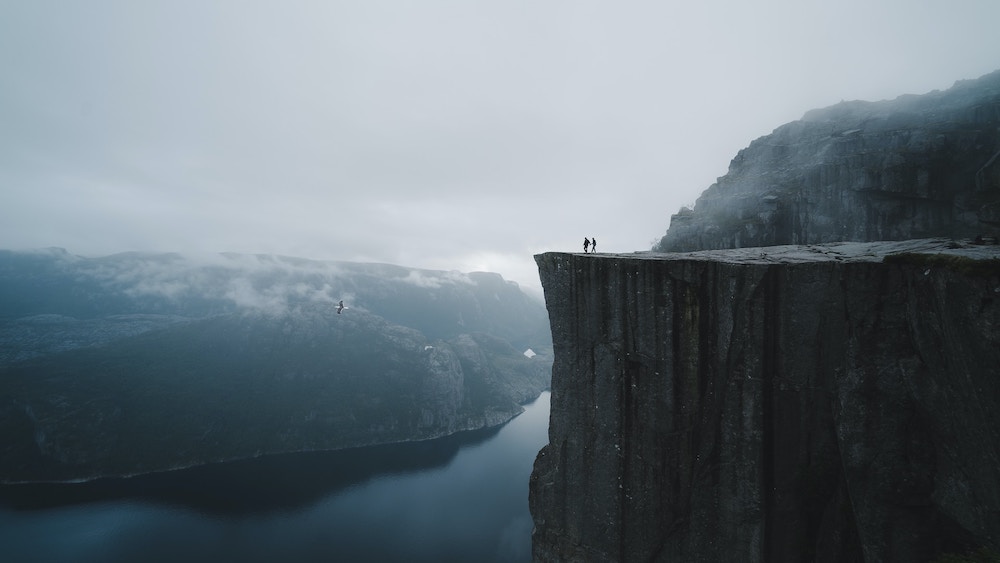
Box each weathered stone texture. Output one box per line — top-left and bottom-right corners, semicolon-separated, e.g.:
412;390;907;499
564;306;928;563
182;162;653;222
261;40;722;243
530;241;1000;562
655;70;1000;253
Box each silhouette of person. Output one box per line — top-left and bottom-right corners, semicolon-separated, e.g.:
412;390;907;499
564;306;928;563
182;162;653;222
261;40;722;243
591;238;597;253
583;238;590;253
337;300;345;314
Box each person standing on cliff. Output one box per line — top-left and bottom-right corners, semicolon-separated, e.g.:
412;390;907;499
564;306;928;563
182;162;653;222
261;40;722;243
583;237;590;253
591;237;596;253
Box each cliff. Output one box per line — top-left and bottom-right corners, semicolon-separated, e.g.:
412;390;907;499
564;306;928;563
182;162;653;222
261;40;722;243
654;69;1000;252
530;240;1000;562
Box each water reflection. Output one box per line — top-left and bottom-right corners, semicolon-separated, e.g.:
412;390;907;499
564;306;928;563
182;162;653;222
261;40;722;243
0;392;550;563
1;424;503;515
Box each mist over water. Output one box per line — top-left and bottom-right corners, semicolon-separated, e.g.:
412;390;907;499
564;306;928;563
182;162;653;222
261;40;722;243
0;392;551;563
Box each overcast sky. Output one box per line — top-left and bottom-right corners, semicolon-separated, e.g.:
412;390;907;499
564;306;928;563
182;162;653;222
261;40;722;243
2;1;999;294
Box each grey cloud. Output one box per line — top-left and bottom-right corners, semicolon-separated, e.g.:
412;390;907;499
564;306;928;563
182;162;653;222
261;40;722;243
68;251;487;315
3;1;1000;294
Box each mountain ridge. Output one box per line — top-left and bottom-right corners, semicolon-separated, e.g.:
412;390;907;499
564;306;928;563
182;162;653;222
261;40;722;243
0;249;551;483
654;69;1000;252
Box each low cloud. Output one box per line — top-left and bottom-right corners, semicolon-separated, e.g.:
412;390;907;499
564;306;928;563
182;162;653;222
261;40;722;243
400;269;472;289
73;252;348;315
59;251;492;315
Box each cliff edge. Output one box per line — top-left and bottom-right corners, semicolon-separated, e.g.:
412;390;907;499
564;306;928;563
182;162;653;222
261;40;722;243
530;240;1000;562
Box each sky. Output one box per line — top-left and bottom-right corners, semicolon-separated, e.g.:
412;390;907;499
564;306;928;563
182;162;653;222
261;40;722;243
2;1;999;295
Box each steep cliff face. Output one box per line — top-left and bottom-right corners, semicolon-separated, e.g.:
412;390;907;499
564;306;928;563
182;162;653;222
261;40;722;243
655;69;1000;252
530;240;1000;562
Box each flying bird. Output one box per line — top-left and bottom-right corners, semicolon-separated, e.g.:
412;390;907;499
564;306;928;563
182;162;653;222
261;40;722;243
337;300;345;314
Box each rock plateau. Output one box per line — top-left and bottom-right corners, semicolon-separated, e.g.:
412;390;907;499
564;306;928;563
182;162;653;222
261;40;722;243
530;241;1000;562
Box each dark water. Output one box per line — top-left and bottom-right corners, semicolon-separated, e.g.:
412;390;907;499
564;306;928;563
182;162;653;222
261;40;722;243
0;392;550;563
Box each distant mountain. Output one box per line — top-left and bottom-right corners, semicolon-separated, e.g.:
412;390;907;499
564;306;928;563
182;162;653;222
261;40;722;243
654;68;1000;252
0;249;552;483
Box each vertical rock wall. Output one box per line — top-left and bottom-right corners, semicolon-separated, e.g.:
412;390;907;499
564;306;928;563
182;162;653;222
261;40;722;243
654;69;1000;253
530;242;1000;562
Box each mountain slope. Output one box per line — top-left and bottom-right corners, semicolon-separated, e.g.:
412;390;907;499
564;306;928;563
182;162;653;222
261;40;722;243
0;250;551;483
655;69;1000;252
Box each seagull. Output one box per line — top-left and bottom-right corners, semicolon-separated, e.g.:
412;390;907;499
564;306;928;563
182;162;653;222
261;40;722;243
337;300;345;314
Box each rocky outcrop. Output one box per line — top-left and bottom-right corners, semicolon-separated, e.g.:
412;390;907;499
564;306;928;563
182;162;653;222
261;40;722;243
655;69;1000;252
530;240;1000;562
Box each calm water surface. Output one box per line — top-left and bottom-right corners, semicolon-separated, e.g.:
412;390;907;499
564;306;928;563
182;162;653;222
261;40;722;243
0;392;550;563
